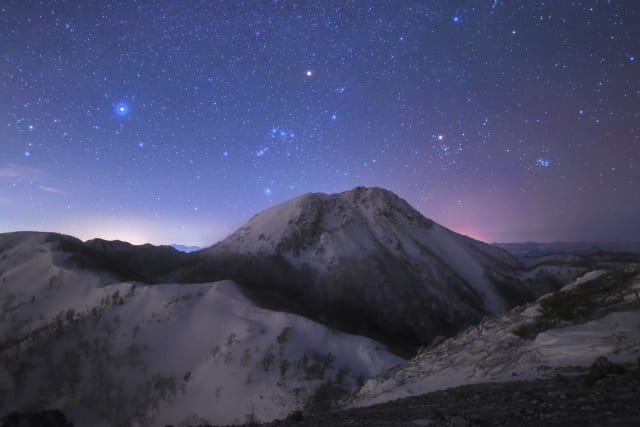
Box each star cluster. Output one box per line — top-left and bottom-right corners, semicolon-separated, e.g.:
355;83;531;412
1;0;639;245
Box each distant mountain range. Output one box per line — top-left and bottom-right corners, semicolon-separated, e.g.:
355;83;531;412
496;241;640;257
1;186;638;425
170;244;201;253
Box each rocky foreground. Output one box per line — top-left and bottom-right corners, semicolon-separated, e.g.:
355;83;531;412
262;357;640;427
2;357;638;426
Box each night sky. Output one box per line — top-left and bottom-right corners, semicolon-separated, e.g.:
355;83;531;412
1;1;639;246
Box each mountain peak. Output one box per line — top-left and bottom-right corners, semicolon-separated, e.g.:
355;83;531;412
216;186;434;259
300;186;416;215
342;185;398;200
198;186;524;354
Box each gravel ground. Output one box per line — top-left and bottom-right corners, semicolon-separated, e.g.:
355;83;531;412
261;360;640;427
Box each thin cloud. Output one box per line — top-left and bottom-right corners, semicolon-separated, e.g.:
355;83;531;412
0;168;21;178
39;185;69;195
0;165;42;180
0;165;67;195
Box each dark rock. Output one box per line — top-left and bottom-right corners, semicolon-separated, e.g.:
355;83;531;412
0;409;73;427
585;356;627;385
284;411;303;422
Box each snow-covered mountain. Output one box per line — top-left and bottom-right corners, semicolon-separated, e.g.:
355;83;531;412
190;186;529;355
347;264;640;408
0;232;402;426
3;188;631;425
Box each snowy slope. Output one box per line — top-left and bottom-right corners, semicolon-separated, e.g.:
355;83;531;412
0;232;402;426
195;187;527;353
348;264;640;408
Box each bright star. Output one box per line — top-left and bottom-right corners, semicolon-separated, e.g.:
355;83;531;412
115;102;130;116
264;187;272;196
306;70;313;77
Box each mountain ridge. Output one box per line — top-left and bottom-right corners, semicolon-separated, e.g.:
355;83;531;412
0;187;574;356
0;231;402;425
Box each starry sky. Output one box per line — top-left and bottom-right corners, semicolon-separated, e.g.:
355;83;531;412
1;0;639;246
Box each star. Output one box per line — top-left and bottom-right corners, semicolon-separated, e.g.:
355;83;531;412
536;158;551;168
115;102;130;116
